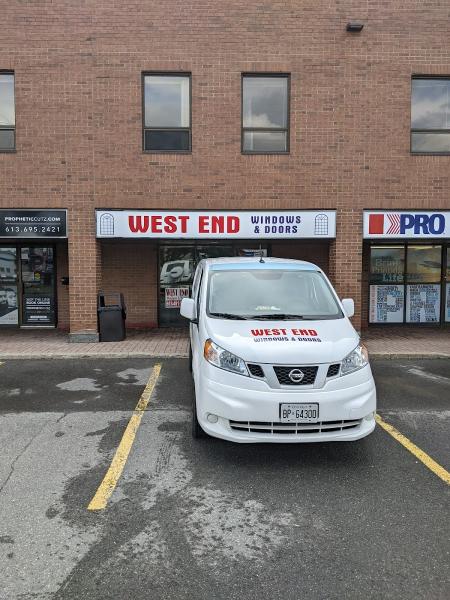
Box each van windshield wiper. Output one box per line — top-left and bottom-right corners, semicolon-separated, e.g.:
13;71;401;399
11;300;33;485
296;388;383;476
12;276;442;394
209;312;250;320
251;313;307;320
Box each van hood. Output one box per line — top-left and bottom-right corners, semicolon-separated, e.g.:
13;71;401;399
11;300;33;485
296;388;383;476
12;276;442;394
204;317;359;364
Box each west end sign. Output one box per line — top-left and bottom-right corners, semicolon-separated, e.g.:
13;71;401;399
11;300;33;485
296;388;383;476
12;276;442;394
96;210;337;239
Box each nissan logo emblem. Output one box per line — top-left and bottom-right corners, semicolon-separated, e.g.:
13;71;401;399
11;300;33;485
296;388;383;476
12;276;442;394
288;368;305;383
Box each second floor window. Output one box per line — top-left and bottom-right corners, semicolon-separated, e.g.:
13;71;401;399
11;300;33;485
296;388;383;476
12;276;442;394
411;77;450;154
242;74;289;153
143;73;191;152
0;72;15;151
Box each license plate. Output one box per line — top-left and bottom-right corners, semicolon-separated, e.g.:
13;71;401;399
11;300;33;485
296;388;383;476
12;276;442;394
279;403;319;423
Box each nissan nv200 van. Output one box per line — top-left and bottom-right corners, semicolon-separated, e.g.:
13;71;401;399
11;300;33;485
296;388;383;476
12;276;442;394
180;257;376;443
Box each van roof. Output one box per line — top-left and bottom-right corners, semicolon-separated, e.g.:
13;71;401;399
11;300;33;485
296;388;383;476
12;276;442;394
204;257;320;271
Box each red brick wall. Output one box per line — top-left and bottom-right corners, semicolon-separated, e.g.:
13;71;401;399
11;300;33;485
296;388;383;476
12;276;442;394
0;1;449;333
271;242;330;274
101;241;158;328
55;242;70;330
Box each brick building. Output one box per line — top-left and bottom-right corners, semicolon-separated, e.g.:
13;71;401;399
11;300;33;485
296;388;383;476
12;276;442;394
0;1;449;341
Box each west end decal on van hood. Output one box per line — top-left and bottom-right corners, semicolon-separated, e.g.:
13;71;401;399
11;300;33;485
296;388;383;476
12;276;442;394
250;328;322;342
206;319;358;364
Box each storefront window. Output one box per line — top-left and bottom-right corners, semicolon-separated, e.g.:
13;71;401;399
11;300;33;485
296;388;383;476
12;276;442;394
370;246;405;284
159;246;195;327
158;245;237;326
406;245;442;283
0;247;18;325
369;245;446;325
446;248;450;323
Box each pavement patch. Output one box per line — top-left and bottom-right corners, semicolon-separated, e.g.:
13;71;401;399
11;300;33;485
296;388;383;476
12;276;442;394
57;378;103;392
116;367;152;386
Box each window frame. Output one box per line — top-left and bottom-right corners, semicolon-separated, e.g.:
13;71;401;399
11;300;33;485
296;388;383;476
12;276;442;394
0;70;16;153
241;73;290;155
410;75;450;155
142;71;192;154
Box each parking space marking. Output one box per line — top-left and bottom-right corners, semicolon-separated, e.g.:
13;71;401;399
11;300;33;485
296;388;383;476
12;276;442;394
88;363;162;511
376;414;450;485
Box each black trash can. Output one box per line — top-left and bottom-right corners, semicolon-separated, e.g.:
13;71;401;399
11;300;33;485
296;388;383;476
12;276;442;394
97;292;126;342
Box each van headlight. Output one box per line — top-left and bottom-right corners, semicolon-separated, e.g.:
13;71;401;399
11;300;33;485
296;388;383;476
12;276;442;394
341;343;369;376
204;339;249;376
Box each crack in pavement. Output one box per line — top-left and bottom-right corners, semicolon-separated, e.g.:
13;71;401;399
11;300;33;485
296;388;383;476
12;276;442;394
0;413;68;496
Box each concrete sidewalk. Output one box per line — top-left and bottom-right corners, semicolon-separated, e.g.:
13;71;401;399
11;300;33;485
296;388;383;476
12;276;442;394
0;328;189;359
0;326;448;359
363;327;450;359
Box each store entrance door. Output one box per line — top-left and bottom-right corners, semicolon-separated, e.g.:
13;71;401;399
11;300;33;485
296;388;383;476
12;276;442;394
158;245;234;327
20;246;56;326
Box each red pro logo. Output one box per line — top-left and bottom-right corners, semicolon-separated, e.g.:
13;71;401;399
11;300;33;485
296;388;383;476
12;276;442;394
368;213;401;235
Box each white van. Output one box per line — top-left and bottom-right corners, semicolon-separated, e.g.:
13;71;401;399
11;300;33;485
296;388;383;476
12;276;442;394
180;257;376;443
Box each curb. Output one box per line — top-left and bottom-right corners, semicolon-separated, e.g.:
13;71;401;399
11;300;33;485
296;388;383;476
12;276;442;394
370;353;450;360
0;353;189;360
0;352;448;360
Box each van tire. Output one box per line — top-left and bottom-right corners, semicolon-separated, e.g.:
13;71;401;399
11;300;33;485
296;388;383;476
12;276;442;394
192;395;207;439
188;344;193;373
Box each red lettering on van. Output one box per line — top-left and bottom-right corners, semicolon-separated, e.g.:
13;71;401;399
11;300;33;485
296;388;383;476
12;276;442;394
291;328;318;336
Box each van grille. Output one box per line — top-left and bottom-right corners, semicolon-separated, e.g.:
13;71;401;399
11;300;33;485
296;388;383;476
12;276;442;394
273;366;318;386
247;364;265;378
327;364;340;377
229;419;362;435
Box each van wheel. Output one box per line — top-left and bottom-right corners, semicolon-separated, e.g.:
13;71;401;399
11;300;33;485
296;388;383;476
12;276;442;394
188;344;193;373
192;395;207;439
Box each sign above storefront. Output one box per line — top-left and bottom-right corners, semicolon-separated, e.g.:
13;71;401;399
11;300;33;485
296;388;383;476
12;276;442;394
0;210;67;239
96;210;336;239
364;211;450;239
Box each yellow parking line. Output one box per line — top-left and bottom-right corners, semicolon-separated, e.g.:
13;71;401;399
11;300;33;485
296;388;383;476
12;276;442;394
88;363;162;511
376;414;450;486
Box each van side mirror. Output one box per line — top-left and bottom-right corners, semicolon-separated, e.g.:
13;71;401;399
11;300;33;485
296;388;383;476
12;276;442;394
342;298;355;318
180;297;196;321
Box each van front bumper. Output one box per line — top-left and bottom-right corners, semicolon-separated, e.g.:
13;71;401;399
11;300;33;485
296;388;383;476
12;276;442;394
196;365;376;443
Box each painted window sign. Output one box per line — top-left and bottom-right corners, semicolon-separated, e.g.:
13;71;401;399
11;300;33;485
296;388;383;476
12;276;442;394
96;211;336;239
364;211;450;238
369;285;404;323
406;284;441;323
165;286;190;309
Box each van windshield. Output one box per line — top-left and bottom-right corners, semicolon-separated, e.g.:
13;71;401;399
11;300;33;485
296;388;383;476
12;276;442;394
207;269;343;320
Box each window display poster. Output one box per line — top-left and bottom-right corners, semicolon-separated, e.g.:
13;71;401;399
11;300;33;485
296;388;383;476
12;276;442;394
369;285;404;323
165;287;190;309
370;247;404;284
23;295;55;325
446;283;450;322
406;284;441;323
0;284;18;324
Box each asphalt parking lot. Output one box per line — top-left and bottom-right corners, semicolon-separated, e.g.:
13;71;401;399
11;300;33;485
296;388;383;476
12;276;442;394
0;358;449;599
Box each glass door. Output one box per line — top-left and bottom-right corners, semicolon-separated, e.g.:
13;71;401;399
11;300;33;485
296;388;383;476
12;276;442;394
445;247;450;323
0;246;19;325
21;247;56;326
159;246;196;327
158;244;235;326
